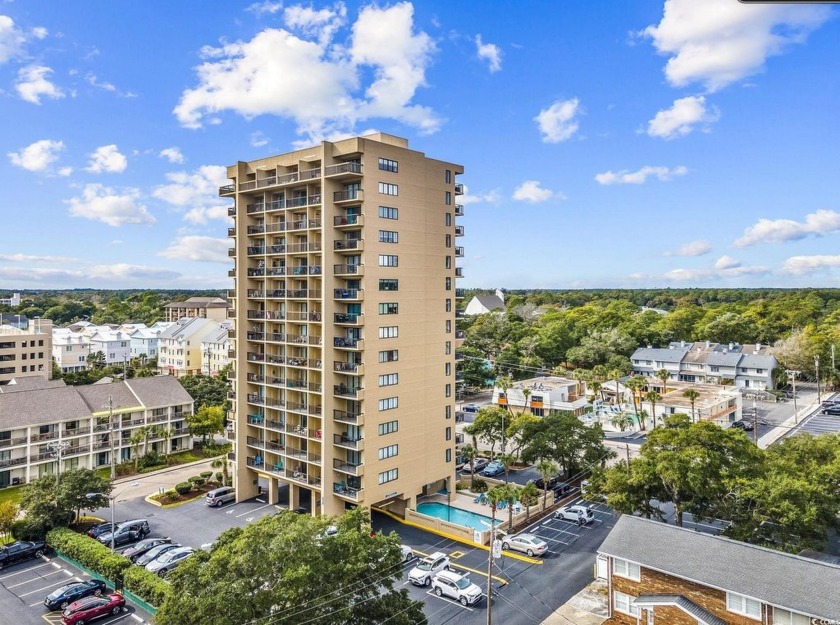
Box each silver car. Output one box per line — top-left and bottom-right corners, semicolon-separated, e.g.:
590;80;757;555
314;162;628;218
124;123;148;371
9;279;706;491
145;546;194;577
500;533;548;557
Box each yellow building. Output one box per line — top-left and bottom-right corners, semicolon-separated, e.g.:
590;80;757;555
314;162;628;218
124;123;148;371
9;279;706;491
224;133;464;516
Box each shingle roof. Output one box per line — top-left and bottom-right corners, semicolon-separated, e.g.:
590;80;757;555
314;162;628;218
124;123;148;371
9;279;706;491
599;515;840;619
704;351;741;367
473;294;504;310
739;353;777;369
75;382;143;414
125;376;193;409
164;297;227;309
0;386;95;428
634;595;726;625
0;376;66;393
631;347;688;363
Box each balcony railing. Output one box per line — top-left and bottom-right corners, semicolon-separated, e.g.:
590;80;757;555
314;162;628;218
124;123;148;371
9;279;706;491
334;483;363;500
0;436;28;448
0;457;27;468
454;183;464;195
455;225;465;236
30;431;58;442
63;427;91;437
333;385;362;398
334;409;362;424
455;204;464;216
334;239;362;251
333;433;363;449
455;268;464;278
334;313;361;324
334;214;361;227
246;436;266;449
455;288;466;298
455;246;464;257
333;337;360;348
325;162;362;176
334;264;362;276
334;361;359;372
219;184;235;196
333;289;361;299
333;459;363;475
228;206;236;216
334;189;363;202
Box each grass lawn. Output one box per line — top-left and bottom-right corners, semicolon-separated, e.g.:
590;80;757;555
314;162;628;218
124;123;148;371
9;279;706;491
0;485;23;507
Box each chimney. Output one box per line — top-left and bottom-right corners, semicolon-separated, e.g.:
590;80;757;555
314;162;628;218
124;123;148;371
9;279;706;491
680;340;686;348
755;342;761;351
705;340;711;348
729;342;734;350
647;344;652;349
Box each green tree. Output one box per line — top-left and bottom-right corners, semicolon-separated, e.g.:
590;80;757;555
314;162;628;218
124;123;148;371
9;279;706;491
129;428;147;470
179;366;233;412
625;377;647;430
656;369;670;395
0;501;17;539
645;391;662;429
611;412;634;432
460;444;476;477
535;459;558;509
211;444;233;486
519;482;539;522
683;389;700;423
154;508;426;625
522;412;615;480
500;453;516;485
55;469;112;522
186;405;226;443
463;407;506;458
506;413;539;461
20;470;111;533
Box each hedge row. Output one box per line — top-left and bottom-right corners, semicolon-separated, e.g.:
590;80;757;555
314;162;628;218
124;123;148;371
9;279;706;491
46;528;171;607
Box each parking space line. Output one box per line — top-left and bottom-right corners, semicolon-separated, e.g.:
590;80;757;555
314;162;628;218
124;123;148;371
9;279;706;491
7;570;71;588
424;588;477;611
235;503;272;518
0;562;52;580
20;579;78;597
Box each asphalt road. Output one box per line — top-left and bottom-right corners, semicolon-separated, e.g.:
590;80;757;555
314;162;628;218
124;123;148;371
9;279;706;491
373;496;616;625
782;391;840;439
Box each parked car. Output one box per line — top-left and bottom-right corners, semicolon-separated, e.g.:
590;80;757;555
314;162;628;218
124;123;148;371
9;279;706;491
482;461;505;477
44;580;108;611
432;570;483;606
530;476;573;497
97;519;150;547
122;537;171;562
500;533;548;557
408;552;451;586
580;479;605;502
463;457;489;473
823;405;840;416
145;546;195;577
730;419;754;431
86;522;122;539
61;594;125;625
400;545;415;562
555;505;595;524
0;540;47;571
205;486;236;507
134;543;182;567
462;403;480;413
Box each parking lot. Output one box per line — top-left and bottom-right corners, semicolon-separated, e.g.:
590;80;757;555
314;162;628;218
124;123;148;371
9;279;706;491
0;554;150;625
782;392;840;439
374;497;617;624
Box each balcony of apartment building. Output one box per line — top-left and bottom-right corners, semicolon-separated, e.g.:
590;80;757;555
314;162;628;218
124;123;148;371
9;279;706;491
324;161;362;179
227;206;236;217
334;406;363;426
333;479;363;501
455;204;464;216
334;238;364;253
455;288;465;299
228;226;236;237
333;384;364;401
0;455;27;469
0;431;28;449
219;184;235;197
30;426;58;443
63;423;92;438
333;457;363;476
454;183;464;195
333;288;363;301
285;310;322;323
333;337;363;351
334;360;363;376
334;312;363;326
455;267;464;278
334;213;364;229
334;263;364;277
333;432;364;451
334;189;363;203
455;225;465;237
454;246;464;258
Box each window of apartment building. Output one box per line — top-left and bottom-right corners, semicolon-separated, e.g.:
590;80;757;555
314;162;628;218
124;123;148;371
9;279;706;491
379;326;399;339
773;608;811;625
379;230;399;243
445;427;452;441
445;320;452;333
378;182;399;196
445;362;451;376
613;591;639;617
445;384;451;397
445;191;452;205
379;420;399;435
379;373;398;387
379;350;399;363
445;234;452;248
726;592;761;619
378;468;398;484
612;558;640;581
445;169;451;184
379;255;399;267
445;341;451;355
445;256;451;269
379;206;399;220
379;279;399;291
379;397;399;411
378;444;398;460
379;303;398;315
378;158;398;173
445;277;452;290
445;213;452;226
446;448;452;462
445;299;451;312
445;405;451;419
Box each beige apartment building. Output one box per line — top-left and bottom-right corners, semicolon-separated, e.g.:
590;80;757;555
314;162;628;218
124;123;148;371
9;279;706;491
224;133;464;516
0;318;53;385
164;297;229;323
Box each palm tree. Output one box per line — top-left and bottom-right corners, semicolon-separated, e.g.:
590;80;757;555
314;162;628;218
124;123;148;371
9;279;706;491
505;483;521;529
683;389;700;423
461;444;477;477
142;425;156;457
609;368;623;407
521;387;531;415
129;429;146;470
656;369;670;395
211;445;232;486
535;458;558;509
500;453;516;485
645;391;662;429
625;377;646;430
157;427;173;464
590;380;603;403
519;482;539;523
611;412;634;432
496;375;513;413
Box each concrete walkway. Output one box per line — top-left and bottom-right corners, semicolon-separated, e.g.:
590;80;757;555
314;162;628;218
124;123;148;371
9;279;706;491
758;393;821;448
540;580;608;625
110;457;218;501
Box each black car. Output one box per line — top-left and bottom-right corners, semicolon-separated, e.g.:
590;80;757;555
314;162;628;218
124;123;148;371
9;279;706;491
0;540;47;571
730;420;754;431
823;405;840;416
44;579;108;611
122;537;171;562
530;476;559;491
86;522;122;539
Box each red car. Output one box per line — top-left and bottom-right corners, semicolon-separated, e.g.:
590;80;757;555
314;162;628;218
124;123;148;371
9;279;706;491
61;593;125;625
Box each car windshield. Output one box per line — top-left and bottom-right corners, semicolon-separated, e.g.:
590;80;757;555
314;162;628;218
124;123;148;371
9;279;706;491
417;560;434;571
455;577;471;589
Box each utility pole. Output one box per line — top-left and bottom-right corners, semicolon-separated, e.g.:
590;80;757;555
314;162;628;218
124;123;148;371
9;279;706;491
625;443;631;472
486;514;496;625
108;395;116;480
815;356;821;403
752;400;758;445
48;441;70;488
786;370;800;424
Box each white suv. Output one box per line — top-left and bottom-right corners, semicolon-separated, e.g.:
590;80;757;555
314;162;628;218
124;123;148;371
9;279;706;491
432;570;483;606
408;552;450;586
555;504;595;524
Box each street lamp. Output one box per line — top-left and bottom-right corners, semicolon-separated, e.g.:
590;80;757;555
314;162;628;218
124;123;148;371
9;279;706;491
86;482;138;552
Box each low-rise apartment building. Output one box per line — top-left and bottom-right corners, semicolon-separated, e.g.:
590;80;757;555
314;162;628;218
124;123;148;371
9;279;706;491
492;376;588;416
0;375;194;487
87;329;132;366
158;317;225;378
599;515;840;624
128;322;174;360
640;383;742;426
52;329;89;373
164;297;229;323
200;323;232;376
0;318;53;385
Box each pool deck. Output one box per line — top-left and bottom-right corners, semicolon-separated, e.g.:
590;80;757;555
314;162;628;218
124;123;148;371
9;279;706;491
419;491;513;520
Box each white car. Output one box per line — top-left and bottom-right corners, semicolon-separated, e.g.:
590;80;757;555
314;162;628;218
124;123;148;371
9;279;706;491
400;545;415;562
500;533;548;557
555;504;595;524
408;552;450;586
432;570;483;606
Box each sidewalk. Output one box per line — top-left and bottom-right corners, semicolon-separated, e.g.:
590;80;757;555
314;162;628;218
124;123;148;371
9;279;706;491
111;457;217;500
540;580;608;625
758;394;821;448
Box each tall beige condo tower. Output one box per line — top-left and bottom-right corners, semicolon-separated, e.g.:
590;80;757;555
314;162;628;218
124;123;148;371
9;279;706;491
222;134;464;517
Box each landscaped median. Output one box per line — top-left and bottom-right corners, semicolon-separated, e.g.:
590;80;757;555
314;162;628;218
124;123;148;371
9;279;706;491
46;528;170;609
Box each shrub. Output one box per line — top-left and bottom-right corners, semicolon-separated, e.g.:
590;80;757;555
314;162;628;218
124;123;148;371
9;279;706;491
175;482;193;495
200;471;213;479
123;565;171;606
188;475;203;484
11;518;47;541
214;472;223;483
470;478;488;493
138;464;167;474
137;451;164;471
115;462;133;477
190;477;205;488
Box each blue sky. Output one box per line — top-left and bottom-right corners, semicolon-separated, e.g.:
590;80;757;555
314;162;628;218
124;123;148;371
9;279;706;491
1;0;839;291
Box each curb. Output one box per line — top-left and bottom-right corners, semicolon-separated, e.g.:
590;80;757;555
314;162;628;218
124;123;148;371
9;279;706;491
113;456;218;486
143;492;206;509
758;398;820;448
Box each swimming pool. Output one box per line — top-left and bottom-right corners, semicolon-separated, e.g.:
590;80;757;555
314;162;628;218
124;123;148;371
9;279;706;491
416;502;500;531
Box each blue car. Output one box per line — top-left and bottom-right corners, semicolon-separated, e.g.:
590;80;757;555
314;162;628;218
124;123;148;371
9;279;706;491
44;579;108;611
482;461;504;477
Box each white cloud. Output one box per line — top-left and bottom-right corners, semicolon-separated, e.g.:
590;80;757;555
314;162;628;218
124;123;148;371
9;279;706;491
0;15;26;63
781;255;840;276
85;73;116;92
595;165;687;185
15;65;65;104
0;253;81;264
643;0;831;92
57;166;73;177
664;240;711;257
153;165;228;207
475;34;502;73
247;1;284;16
31;27;48;40
250;131;269;148
534;98;581;143
460;185;500;206
184;206;232;224
647;95;719;139
714;255;741;270
734;209;840;248
513;180;558;203
159;236;230;263
86;145;128;173
0;264;181;287
175;2;439;142
159;147;185;164
87;264;181;281
66;184;155;227
660;259;769;282
8;139;65;172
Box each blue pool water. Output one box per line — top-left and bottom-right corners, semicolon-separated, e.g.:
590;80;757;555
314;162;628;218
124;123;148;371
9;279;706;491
416;502;500;531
